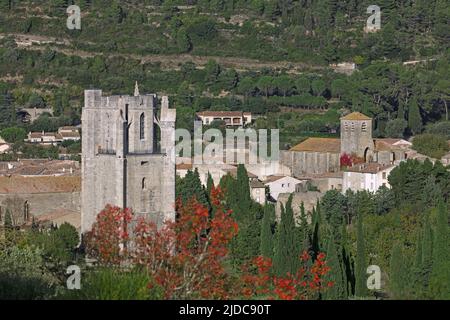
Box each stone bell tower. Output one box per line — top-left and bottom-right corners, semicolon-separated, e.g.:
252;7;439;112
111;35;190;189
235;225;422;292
340;112;374;160
81;85;176;233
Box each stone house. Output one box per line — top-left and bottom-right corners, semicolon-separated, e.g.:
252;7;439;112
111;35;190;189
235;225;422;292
342;163;394;193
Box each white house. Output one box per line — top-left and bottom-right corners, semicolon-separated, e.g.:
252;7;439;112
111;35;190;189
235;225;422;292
196;111;252;127
264;175;304;201
342;163;395;193
26;131;62;145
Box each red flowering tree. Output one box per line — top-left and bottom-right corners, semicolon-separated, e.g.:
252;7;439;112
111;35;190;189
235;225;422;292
133;186;238;299
85;187;332;300
86;187;238;299
241;252;333;300
340;153;352;168
85;205;132;266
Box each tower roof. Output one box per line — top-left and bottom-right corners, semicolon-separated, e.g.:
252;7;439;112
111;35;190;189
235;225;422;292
341;112;371;121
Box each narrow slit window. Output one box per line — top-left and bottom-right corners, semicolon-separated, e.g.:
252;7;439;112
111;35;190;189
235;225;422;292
140;113;145;140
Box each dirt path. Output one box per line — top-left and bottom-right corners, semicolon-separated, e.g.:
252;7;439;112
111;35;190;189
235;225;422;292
1;32;324;73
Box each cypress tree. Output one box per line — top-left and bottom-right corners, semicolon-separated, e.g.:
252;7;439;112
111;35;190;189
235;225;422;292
4;209;12;228
311;201;321;256
355;212;367;297
273;195;300;276
408;98;423;135
181;169;208;208
429;200;450;299
206;172;214;197
260;204;274;259
389;242;406;299
421;214;433;281
323;232;346;300
229;165;262;266
298;202;310;252
341;223;351;297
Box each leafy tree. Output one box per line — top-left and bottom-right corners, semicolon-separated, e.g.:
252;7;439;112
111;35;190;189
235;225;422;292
385;118;407;138
0;127;26;143
412;133;449;159
311;79;326;97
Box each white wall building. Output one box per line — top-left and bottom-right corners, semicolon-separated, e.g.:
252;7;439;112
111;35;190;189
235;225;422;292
264;175;304;201
342;163;395;193
196;111;252;127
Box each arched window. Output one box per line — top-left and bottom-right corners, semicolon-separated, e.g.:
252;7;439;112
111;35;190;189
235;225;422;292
142;177;146;190
139;113;145;140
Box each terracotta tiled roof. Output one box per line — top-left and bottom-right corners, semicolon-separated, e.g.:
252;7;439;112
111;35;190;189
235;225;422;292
345;163;393;174
60;131;80;138
250;180;265;188
263;175;285;183
290;138;341;153
374;139;412;151
176;163;193;170
222;167;258;179
341;112;372;121
0;160;80;176
0;176;81;194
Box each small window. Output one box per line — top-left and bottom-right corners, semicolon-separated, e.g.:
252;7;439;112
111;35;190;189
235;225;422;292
382;172;387;179
351;122;355;131
361;122;367;132
142;178;146;190
139;113;145;140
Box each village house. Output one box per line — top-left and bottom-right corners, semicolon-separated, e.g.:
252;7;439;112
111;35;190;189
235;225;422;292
58;126;81;142
263;175;305;201
26;131;62;145
250;179;266;205
26;126;80;146
196;111;252;127
342;163;394;193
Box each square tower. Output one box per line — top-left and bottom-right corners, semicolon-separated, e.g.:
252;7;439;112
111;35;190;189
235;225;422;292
340;112;374;160
81;88;176;233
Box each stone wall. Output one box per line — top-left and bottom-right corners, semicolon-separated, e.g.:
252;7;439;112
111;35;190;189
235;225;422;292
280;150;340;177
276;191;323;225
0;192;80;222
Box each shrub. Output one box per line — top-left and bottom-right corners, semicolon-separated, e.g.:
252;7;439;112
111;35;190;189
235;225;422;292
412;133;449;159
0;126;27;143
0;246;59;300
59;268;163;300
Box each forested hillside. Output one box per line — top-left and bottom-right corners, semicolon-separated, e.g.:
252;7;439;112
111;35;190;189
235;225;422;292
0;0;448;147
